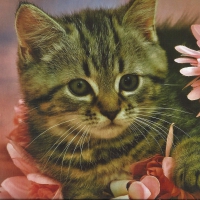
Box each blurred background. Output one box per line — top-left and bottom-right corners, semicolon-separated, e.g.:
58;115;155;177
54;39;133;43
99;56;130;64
1;0;200;184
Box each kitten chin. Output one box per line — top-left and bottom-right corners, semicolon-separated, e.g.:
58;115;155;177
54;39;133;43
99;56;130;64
90;123;128;139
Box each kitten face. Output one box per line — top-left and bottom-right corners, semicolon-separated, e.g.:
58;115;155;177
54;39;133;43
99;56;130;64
15;0;167;140
14;1;171;198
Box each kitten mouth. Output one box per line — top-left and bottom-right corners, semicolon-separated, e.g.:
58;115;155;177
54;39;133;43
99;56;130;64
102;122;121;129
96;120;122;129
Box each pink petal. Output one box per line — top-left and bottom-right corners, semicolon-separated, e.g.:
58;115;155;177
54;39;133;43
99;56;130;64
165;123;174;157
27;173;61;185
196;112;200;117
183;76;200;89
27;174;63;199
128;181;151;199
174;58;197;64
0;187;13;199
52;188;63;199
180;67;200;76
191;79;200;87
175;45;200;57
1;176;30;199
191;25;200;41
141;176;160;199
187;86;200;100
162;157;175;180
7;143;39;175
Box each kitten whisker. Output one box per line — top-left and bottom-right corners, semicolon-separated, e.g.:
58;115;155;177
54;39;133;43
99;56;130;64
134;118;164;155
138;110;186;120
53;122;84;166
136;112;190;138
136;116;168;142
129;121;151;147
162;84;182;87
40;121;82;169
59;124;86;180
139;107;192;114
26;118;76;148
79;128;91;170
25;106;39;113
136;113;180;143
86;130;92;163
62;125;88;181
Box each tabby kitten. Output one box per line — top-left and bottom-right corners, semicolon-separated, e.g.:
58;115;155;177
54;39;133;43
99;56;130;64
15;0;200;199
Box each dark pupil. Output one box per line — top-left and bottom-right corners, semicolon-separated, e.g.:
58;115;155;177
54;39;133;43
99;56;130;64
69;79;91;96
74;80;86;94
120;75;138;91
77;81;83;89
124;76;132;86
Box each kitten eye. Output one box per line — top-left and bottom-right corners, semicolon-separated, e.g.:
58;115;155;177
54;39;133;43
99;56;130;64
68;79;92;96
119;74;139;91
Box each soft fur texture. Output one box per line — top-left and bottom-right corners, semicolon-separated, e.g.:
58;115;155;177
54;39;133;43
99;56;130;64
15;0;200;198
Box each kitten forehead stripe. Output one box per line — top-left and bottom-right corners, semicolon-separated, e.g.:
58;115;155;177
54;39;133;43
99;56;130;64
119;58;124;73
73;18;91;57
82;61;90;77
109;15;120;48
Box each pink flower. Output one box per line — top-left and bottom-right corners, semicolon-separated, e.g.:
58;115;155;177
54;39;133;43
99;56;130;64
175;24;200;116
0;142;63;199
127;176;160;199
8;99;30;147
0;99;63;199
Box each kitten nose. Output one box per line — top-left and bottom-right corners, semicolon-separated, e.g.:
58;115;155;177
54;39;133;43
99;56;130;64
101;110;120;121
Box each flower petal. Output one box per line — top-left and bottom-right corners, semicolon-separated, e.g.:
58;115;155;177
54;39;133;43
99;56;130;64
141;176;160;199
191;25;200;41
0;187;13;199
128;181;151;199
192;191;200;199
187;86;200;100
7;143;39;175
27;174;63;199
196;112;200;117
165;123;174;157
174;58;197;64
175;45;200;57
191;79;200;87
162;157;175;181
27;173;61;185
178;189;195;199
1;176;30;199
183;76;200;89
180;67;200;76
52;187;63;199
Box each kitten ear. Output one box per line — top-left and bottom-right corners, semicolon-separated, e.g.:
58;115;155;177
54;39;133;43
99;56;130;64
122;0;158;42
15;3;66;61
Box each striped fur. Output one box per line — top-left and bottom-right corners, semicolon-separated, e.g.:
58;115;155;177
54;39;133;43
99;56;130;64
15;0;200;199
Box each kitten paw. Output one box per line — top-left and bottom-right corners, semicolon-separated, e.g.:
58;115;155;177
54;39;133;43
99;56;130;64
173;137;200;192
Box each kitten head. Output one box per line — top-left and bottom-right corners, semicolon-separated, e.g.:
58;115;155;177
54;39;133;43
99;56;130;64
15;0;167;140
